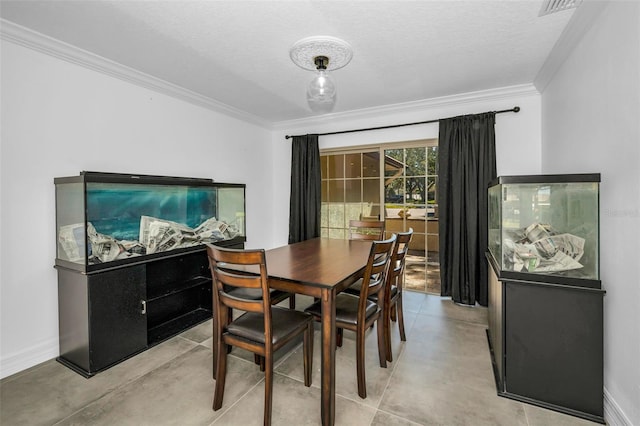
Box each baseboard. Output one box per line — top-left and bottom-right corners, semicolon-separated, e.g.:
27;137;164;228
0;337;58;379
604;387;634;426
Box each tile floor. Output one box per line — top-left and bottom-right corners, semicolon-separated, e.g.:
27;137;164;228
0;292;599;425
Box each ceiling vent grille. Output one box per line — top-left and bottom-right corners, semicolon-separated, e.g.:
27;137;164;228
539;0;582;16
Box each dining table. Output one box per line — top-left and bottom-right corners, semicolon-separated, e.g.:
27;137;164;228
263;237;373;426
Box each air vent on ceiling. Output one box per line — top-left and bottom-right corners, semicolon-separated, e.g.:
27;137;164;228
539;0;582;16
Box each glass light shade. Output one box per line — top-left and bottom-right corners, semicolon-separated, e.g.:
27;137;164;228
307;70;336;113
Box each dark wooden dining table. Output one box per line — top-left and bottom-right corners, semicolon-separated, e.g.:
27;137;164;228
263;237;373;426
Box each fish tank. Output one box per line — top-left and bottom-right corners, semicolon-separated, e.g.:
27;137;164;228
488;174;600;286
55;171;246;272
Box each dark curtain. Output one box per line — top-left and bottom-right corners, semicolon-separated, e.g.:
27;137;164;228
288;134;321;244
438;112;496;306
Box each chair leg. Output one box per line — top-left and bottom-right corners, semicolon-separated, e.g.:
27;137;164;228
254;354;266;371
213;342;228;410
264;353;273;426
336;328;343;348
397;295;407;342
212;317;217;380
289;294;296;309
384;301;393;363
303;322;313;387
376;315;387;368
356;327;367;399
390;303;397;322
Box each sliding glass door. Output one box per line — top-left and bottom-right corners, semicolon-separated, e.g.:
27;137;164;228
320;150;381;239
321;140;440;294
383;144;440;293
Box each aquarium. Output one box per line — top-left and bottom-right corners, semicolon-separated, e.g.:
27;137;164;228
55;172;246;271
488;174;600;282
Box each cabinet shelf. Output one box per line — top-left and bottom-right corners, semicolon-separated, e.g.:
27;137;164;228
148;308;212;345
147;275;211;302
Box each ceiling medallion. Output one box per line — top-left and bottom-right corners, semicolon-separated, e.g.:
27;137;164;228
289;36;353;71
290;36;353;113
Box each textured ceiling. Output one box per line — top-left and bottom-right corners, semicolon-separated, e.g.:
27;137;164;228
0;1;576;123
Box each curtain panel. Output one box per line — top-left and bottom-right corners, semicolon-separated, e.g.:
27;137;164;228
288;134;321;244
438;112;496;306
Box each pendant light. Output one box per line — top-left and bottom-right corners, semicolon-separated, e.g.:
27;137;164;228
306;56;336;113
290;36;353;114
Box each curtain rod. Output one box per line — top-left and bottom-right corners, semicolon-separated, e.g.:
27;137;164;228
284;106;520;139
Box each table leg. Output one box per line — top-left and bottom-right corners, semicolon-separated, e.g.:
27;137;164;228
320;288;336;426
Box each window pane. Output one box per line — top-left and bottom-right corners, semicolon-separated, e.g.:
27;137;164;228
328;155;344;178
321;155;328;178
321;203;328;227
346;203;363;225
406;147;426;176
427;176;437;203
405;257;426;292
405;177;426;204
321;180;328;202
345;153;361;178
327;204;344;228
363;178;380;203
328;180;345;202
363;152;380;177
384;149;404;177
345;179;361;203
365;204;381;220
385;177;405;204
427;146;438;176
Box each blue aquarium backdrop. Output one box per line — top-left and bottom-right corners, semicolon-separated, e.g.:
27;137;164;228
86;183;218;241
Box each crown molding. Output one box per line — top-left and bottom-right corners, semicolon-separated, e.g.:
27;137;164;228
534;0;609;92
1;18;541;133
273;84;539;131
0;19;272;129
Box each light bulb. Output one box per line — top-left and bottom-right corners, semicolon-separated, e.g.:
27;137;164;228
307;70;336;113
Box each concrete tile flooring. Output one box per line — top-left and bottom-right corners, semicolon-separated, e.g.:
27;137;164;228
1;292;599;425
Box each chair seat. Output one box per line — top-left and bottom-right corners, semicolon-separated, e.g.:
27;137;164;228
305;293;378;326
227;287;291;304
227;307;313;345
344;279;398;301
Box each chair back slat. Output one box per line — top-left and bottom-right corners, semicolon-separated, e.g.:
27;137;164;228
386;228;413;300
389;228;413;287
358;235;396;320
349;220;385;241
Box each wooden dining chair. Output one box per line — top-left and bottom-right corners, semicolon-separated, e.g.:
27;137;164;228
348;219;385;240
343;228;412;362
304;234;396;399
206;245;314;425
383;228;413;361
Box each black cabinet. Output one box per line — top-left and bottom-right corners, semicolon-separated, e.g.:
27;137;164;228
58;265;147;375
54;172;246;377
56;245;243;377
487;261;605;423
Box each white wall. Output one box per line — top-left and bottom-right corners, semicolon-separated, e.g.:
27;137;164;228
540;2;640;425
271;89;543;247
0;40;276;378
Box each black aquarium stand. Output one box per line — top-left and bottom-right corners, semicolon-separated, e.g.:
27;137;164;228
486;254;605;424
56;242;242;378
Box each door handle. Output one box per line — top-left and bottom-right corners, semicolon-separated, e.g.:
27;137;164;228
141;300;147;315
